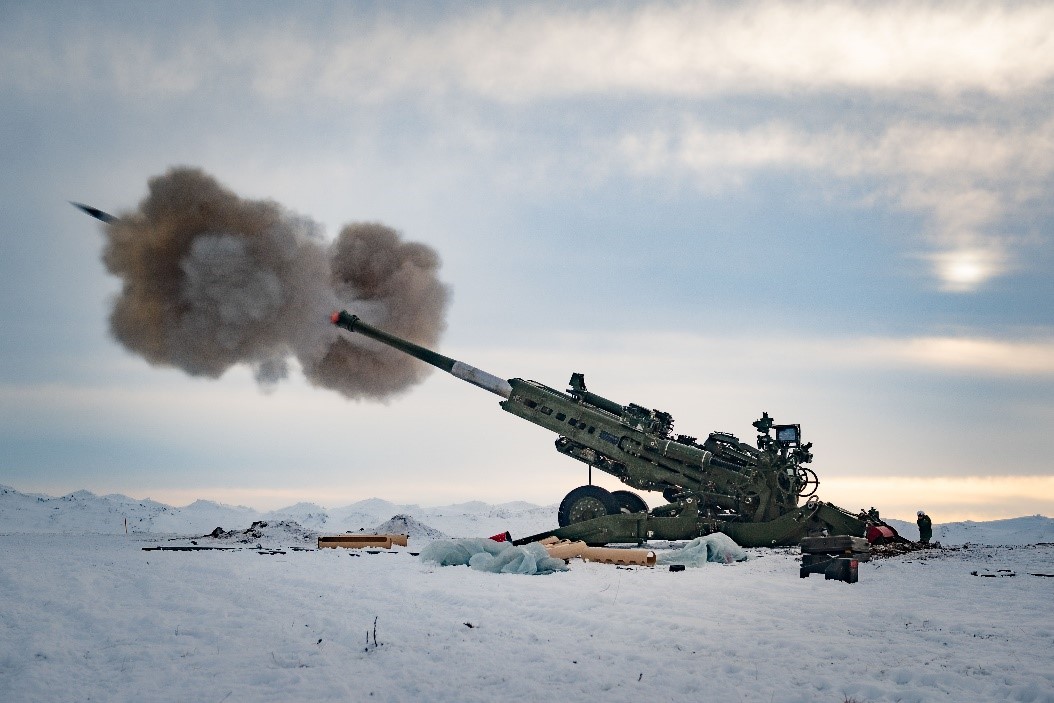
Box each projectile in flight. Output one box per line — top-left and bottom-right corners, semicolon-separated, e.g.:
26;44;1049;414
70;202;117;223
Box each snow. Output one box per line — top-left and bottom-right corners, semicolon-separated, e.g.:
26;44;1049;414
0;486;556;539
884;515;1054;546
2;485;1053;702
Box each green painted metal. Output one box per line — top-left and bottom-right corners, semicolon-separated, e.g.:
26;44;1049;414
332;311;867;547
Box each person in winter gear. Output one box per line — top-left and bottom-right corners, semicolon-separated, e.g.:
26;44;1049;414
917;510;932;544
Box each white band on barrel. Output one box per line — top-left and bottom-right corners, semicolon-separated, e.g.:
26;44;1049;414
451;361;512;398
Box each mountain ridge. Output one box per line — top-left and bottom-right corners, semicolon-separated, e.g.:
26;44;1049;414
2;485;1050;544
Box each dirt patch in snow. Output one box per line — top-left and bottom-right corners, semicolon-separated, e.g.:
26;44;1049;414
371;514;447;541
199;520;318;546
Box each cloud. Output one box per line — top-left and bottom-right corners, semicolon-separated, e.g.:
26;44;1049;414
5;2;1050;293
490;329;1054;379
4;325;1053;513
618;119;1054;290
776;332;1054;378
6;3;1054;101
850;335;1054;376
820;476;1054;522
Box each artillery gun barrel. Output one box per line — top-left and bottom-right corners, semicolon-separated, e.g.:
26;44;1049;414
330;310;512;399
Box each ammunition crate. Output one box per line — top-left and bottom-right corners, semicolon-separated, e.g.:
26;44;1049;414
799;535;869;583
800;535;869;554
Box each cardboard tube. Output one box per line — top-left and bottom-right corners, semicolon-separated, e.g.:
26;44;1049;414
542;540;589;560
318;535;394;549
540;539;656;567
580;546;656;567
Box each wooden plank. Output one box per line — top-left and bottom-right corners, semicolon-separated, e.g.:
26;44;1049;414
317;534;408;549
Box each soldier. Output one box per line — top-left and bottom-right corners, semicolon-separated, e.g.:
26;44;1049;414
917;510;932;544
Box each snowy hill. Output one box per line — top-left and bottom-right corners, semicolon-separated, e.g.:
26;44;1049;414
0;485;557;540
0;484;178;533
884;514;1054;546
936;515;1054;546
1;485;1051;544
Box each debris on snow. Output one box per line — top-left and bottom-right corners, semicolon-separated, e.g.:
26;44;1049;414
199;520;318;547
869;541;954;559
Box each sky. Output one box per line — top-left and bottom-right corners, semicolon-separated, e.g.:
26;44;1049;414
2;0;1053;521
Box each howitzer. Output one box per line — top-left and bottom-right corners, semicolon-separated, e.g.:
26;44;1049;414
331;311;866;547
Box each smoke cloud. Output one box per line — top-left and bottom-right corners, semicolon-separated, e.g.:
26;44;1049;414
101;166;449;400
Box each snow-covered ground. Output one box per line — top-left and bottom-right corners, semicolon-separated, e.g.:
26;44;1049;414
2;486;1053;702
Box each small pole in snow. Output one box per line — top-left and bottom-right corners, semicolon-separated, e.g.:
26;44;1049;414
124;517;128;535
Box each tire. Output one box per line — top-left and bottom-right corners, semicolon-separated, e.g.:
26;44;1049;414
610;490;648;515
557;485;620;527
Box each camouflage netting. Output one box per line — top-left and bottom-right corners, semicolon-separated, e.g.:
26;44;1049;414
657;533;748;566
419;538;568;575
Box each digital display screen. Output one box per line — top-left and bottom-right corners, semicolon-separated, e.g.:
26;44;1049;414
775;425;800;445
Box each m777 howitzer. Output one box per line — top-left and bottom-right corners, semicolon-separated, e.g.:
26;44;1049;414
331;311;868;547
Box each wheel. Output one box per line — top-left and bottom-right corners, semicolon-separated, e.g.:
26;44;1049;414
796;467;819;498
557;485;620;527
610;490;648;514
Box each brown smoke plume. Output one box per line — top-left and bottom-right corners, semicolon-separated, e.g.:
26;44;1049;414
101;166;449;400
